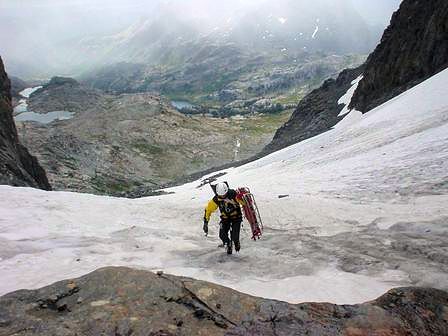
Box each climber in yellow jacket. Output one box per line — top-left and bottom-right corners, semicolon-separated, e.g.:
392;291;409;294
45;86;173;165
203;182;245;254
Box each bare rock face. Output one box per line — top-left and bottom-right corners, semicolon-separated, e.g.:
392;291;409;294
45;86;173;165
264;66;363;153
350;0;448;112
0;56;51;189
0;267;447;336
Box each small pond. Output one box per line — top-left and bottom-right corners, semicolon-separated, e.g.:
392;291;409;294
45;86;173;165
15;111;75;124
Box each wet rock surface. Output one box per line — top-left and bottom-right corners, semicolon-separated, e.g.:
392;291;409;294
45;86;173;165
0;56;51;189
350;0;448;112
0;267;446;336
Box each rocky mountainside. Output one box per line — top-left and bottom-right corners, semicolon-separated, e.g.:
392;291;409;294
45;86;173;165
350;0;448;112
265;66;363;153
265;0;448;153
17;77;290;195
0;267;447;335
0;57;50;190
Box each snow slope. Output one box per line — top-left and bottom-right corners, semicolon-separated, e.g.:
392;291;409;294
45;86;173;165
1;68;448;304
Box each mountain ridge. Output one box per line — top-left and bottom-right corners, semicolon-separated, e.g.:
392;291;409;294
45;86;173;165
265;0;448;153
350;0;448;112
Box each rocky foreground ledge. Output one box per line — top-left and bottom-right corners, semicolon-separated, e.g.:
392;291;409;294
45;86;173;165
0;267;447;336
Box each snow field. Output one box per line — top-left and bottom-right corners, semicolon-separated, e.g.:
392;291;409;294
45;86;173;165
1;68;448;304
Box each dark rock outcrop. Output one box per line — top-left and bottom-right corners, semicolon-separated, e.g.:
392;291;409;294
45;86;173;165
350;0;448;112
0;56;51;189
265;66;363;153
46;76;79;87
0;267;447;335
30;76;102;113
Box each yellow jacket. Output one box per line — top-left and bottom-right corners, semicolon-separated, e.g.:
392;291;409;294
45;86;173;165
204;189;245;222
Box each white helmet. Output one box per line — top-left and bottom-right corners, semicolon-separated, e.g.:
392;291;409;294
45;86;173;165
216;182;229;196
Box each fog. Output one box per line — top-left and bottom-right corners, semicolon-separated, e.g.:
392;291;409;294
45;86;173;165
0;0;402;78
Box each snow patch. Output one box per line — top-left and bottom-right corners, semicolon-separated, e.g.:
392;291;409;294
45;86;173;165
19;86;42;99
337;75;363;117
312;26;319;39
234;138;241;160
14;86;43;115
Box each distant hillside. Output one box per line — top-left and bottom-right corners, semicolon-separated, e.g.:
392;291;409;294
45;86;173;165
18;77;291;195
81;52;364;117
75;0;380;65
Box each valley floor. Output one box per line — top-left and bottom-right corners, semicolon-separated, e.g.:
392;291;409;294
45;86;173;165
15;83;292;195
1;69;447;304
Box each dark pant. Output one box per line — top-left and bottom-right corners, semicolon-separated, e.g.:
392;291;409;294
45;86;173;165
219;218;241;245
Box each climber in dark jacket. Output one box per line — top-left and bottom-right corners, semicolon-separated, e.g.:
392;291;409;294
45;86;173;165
203;182;245;254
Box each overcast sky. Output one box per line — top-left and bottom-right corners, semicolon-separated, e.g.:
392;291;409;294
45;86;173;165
0;0;402;26
0;0;402;78
350;0;402;25
0;0;403;50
